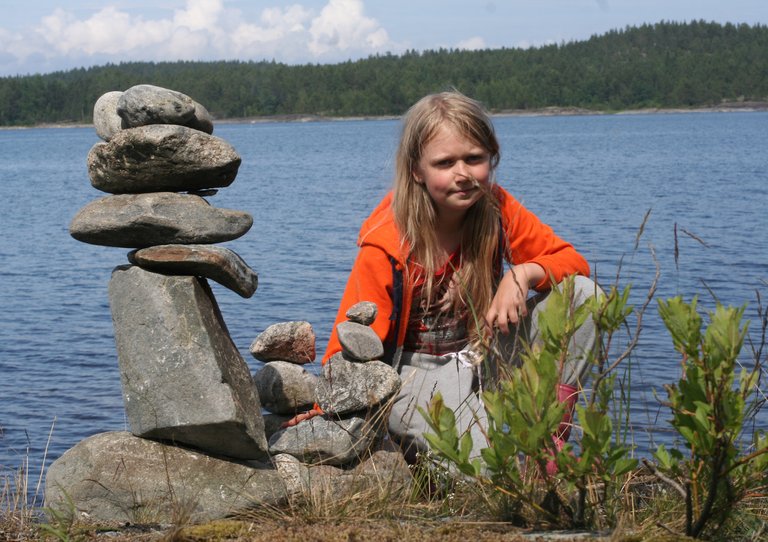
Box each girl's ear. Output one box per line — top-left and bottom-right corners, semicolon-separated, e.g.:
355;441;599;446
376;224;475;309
412;170;424;184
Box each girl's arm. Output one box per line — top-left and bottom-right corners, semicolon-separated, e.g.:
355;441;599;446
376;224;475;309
485;187;589;333
496;187;589;290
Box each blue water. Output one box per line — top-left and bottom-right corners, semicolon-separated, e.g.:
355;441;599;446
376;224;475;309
1;112;766;481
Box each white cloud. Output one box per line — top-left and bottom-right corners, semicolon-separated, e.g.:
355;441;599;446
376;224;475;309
173;0;223;32
456;37;486;51
0;0;397;75
308;0;390;55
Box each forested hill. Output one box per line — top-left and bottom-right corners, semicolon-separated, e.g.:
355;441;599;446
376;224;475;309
1;20;767;126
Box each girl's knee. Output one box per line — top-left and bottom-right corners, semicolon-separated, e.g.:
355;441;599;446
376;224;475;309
572;275;604;302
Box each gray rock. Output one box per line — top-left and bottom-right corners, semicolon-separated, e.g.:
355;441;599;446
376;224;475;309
345;301;378;326
109;265;268;459
70;192;252;248
117;84;196;128
87;124;240;194
272;453;309;497
93;91;123;141
336;320;384;361
273;445;411;504
253;361;318;415
317;353;400;415
263;413;294;440
268;415;376;465
129;244;258;298
352;446;412;492
45;432;286;524
249;321;315;364
186;100;214;134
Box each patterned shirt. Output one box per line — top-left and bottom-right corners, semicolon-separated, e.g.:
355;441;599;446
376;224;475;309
403;251;470;356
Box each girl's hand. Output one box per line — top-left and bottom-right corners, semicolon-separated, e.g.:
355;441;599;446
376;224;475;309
485;263;545;334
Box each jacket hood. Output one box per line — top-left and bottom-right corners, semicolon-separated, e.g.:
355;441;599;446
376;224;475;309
356;191;408;264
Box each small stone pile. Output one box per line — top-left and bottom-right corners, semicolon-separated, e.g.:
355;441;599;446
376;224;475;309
251;302;401;465
45;86;411;525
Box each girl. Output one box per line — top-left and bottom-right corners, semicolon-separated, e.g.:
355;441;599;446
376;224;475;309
318;91;600;462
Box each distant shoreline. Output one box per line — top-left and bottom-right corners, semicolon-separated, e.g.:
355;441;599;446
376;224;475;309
3;101;767;130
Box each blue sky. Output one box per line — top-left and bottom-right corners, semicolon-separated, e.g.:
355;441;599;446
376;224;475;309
1;0;765;76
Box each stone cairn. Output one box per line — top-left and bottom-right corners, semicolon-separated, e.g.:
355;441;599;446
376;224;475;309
45;85;408;525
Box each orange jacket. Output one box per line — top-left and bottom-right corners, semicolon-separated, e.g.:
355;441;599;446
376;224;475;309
322;186;590;365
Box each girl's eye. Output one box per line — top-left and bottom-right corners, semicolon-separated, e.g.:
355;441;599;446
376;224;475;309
466;154;487;164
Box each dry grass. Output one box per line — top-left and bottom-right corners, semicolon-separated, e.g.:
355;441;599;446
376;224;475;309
1;422;55;541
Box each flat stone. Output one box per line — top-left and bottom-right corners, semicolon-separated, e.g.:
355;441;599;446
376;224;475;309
128;244;258;298
109;265;268;459
87;124;240;194
317;353;401;415
253;361;319;415
93;91;123;141
117;84;196;128
45;432;286;524
268;415;376;466
345;301;378;325
70;192;252;248
249;321;316;364
336;320;384;361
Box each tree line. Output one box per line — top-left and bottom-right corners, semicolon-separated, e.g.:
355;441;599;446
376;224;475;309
1;20;766;126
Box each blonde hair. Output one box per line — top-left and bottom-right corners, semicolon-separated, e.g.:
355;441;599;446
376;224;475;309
392;91;502;339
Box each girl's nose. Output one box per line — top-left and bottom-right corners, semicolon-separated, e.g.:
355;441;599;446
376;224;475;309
454;160;469;178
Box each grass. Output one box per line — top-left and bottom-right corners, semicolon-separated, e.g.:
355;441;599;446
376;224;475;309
1;421;767;541
1;421;54;541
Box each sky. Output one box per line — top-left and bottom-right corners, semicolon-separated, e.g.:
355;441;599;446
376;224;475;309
1;0;766;77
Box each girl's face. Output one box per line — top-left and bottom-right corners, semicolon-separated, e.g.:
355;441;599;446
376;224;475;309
414;124;491;225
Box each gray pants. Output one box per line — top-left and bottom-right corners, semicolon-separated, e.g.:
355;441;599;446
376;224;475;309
388;275;603;460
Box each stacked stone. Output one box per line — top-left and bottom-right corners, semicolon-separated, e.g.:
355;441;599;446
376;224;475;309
67;84;267;458
45;86;411;525
47;85;279;522
252;302;401;466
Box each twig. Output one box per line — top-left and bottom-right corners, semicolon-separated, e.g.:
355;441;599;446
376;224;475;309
641;458;686;499
656;520;683;537
592;245;660;392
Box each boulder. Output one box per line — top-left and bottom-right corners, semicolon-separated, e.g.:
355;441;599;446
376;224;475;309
345;301;378;326
317;353;400;415
336;320;384;361
117;84;196;128
253;361;319;415
109;265;268;459
353;445;413;492
249;321;315;364
93;91;123;142
268;414;377;466
70;192;252;248
129;244;258;298
45;432;286;525
87;125;239;194
272;448;411;503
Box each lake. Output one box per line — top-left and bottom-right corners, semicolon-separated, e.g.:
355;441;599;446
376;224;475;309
1;111;766;479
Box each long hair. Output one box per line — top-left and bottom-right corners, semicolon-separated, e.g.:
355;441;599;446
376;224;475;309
392;91;502;340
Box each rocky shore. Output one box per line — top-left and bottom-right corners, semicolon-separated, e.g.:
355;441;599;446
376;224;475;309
5;100;766;131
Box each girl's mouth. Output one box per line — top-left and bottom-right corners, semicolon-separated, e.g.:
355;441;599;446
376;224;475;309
453;178;481;196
